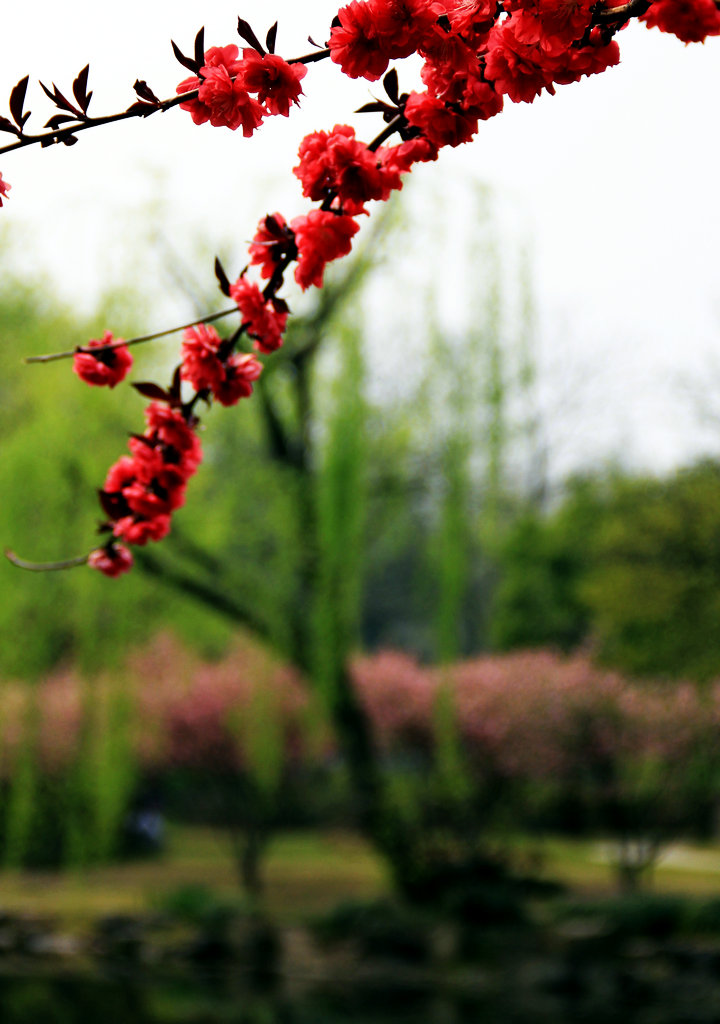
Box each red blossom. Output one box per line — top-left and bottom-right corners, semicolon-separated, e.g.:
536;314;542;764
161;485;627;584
294;125;403;212
181;323;224;392
507;0;596;50
143;403;203;475
229;276;288;353
421;39;484;101
373;0;447;57
640;0;720;42
113;514;172;546
239;50;307;116
291;210;360;290
484;21;557;103
248;213;296;280
177;44;244;124
550;30;620;84
293;126;350;199
87;544;134;578
72;332;133;389
441;0;498;40
380;137;440;174
329;1;391;80
404;91;480;147
197;65;265;134
0;172;10;207
123;466;187;518
125;439;169;483
422;51;504;117
180;322;263;404
104;455;139;495
213;353;263;406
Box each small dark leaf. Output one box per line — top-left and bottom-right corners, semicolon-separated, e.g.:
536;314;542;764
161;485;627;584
0;116;19;135
271;296;289;315
98;490;123;519
194;27;206;69
39;80;79;115
124;100;159;117
39;80;55;105
53;85;78;113
383;68;399;104
264;214;292;241
170;366;182;403
9;75;29;128
237;17;266;54
356;101;391;114
308;35;322;46
171;39;200;75
72;64;91;112
330;16;341;28
132;381;170;401
129;433;155;448
44;114;79;129
62;134;78;146
215;256;232;297
133;79;161;104
266;21;278;54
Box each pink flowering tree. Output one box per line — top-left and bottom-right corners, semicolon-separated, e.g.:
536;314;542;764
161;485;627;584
2;0;718;895
355;649;720;892
0;635;314;884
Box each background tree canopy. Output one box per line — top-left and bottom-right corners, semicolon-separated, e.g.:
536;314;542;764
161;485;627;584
490;462;720;681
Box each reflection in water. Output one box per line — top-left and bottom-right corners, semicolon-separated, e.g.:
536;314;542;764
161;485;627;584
0;968;719;1024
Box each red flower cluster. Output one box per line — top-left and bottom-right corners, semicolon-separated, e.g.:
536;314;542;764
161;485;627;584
0;172;10;207
640;0;720;43
404;91;480;147
72;332;133;389
96;402;202;556
177;44;307;135
329;0;448;80
39;0;713;579
484;19;619;103
87;544;134;578
180;323;263;405
290;210;360;290
293;124;403;214
229;277;289;352
328;0;620;118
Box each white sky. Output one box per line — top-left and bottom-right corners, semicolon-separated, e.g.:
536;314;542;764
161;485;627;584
1;3;719;479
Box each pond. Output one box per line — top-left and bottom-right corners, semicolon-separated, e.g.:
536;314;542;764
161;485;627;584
1;964;719;1024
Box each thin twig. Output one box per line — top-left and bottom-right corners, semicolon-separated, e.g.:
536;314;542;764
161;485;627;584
25;305;238;363
0;45;332;157
368;114;405;153
288;47;331;65
5;550;88;571
596;0;651;20
0;91;194;156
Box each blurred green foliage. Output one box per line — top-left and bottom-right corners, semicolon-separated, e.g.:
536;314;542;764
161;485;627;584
0;278;236;678
490;462;720;681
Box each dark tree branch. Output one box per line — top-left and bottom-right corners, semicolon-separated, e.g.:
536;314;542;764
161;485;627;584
257;373;302;468
134;548;276;647
0;47;332;157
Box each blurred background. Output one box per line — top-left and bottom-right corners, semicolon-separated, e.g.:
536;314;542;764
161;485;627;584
1;4;720;1022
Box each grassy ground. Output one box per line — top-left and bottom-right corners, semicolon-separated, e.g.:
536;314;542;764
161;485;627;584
1;826;720;923
0;827;388;923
